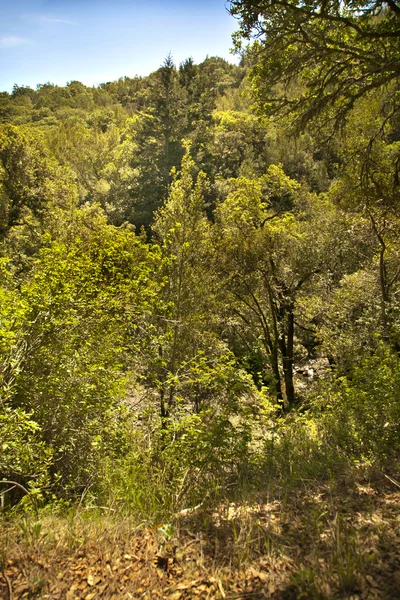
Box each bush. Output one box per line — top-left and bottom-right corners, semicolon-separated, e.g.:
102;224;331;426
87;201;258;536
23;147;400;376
102;406;254;521
319;345;400;462
0;407;52;501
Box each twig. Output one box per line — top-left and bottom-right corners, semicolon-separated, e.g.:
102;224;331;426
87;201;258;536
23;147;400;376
0;486;17;497
384;474;400;489
78;481;94;509
225;591;265;599
175;468;191;505
1;571;13;600
0;481;39;518
83;505;117;513
175;501;205;519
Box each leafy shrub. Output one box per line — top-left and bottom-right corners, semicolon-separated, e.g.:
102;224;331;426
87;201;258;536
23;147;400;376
0;407;52;488
103;405;254;521
320;345;400;462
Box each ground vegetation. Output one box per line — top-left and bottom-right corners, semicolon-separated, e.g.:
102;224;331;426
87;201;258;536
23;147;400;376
1;21;400;597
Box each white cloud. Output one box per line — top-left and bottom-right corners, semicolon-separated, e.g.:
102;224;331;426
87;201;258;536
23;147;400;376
0;36;30;48
20;13;77;26
40;16;76;25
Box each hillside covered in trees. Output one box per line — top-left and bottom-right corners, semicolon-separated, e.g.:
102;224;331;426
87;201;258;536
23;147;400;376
1;1;400;598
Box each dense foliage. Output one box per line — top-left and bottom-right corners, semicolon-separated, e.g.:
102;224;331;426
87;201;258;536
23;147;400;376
1;18;399;530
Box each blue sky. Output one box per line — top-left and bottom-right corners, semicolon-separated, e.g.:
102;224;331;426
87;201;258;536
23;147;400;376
0;0;239;93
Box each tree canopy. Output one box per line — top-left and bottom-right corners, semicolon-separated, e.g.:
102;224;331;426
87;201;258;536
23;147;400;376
1;41;400;599
229;0;400;134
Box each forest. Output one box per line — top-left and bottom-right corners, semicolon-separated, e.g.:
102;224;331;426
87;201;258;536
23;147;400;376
1;0;400;598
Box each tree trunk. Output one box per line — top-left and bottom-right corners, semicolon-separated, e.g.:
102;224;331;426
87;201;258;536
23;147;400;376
276;304;295;410
369;211;391;341
284;309;295;408
271;342;284;405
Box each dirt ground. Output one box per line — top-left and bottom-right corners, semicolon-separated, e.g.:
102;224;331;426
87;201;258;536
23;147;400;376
1;476;400;599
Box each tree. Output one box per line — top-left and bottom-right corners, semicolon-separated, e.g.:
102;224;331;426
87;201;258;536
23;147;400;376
210;110;268;179
150;145;215;418
0;125;75;241
214;169;308;408
229;0;400;135
325;91;400;350
48;115;136;225
214;166;370;408
1;204;156;493
129;55;188;229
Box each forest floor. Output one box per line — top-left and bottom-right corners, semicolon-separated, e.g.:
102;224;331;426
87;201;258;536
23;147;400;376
1;473;400;600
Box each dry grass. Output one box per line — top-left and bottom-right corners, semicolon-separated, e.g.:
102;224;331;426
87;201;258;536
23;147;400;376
1;472;400;599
